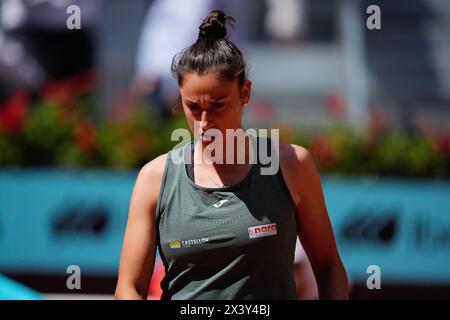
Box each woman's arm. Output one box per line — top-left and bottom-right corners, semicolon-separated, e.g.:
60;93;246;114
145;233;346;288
281;144;349;300
114;154;167;300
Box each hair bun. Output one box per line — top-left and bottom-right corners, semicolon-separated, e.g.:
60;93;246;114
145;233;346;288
198;10;235;40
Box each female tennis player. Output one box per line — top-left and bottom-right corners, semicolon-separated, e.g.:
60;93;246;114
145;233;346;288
115;10;349;300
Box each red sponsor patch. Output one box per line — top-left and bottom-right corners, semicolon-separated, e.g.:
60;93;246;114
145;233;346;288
248;223;277;239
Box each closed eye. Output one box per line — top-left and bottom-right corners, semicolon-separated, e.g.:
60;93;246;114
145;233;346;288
187;103;200;111
212;103;224;109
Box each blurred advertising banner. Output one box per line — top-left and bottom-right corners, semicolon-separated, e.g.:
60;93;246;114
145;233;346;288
324;176;450;285
0;170;134;276
0;170;449;285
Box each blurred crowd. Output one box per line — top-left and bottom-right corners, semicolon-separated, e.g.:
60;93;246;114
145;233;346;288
0;0;310;119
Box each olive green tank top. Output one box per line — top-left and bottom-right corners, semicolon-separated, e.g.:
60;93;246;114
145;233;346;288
155;135;299;300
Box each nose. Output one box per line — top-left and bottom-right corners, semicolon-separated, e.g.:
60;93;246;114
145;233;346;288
200;110;210;131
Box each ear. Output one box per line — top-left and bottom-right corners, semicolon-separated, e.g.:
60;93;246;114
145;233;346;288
241;80;252;105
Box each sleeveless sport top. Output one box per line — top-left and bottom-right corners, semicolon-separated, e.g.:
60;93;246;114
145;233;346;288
155;135;299;299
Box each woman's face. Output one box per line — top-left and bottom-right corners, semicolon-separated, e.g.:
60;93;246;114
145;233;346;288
179;72;251;143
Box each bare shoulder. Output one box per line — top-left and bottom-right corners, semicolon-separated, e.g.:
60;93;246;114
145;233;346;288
279;142;311;164
278;142;318;207
139;153;168;181
134;153;169;202
280;142;319;179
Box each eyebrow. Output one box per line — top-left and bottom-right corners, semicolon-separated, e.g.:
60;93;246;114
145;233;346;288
185;96;227;104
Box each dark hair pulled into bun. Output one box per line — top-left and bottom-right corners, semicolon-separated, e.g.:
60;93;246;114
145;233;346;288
198;10;235;40
171;10;248;89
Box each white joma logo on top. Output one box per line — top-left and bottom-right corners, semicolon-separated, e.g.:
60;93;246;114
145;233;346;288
213;199;229;208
